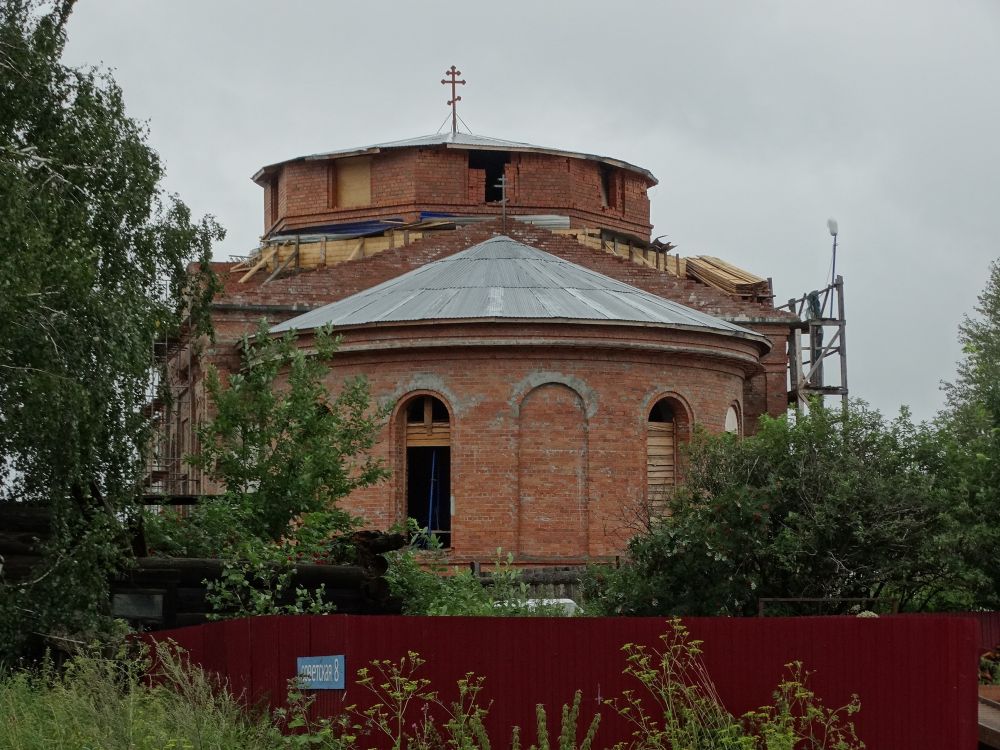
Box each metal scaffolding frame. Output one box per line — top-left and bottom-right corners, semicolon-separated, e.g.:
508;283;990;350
781;275;848;411
142;320;203;504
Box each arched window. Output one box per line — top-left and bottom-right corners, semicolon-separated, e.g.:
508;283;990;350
725;404;741;435
403;395;451;547
647;400;676;494
646;397;689;512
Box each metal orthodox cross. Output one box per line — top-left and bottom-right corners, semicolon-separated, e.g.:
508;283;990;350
441;65;466;135
494;175;508;232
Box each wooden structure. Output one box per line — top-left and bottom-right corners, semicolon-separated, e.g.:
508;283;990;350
645;421;675;510
110;531;405;629
229;219;769;301
981;687;1000;749
111;555;400;630
0;503;402;630
780;276;848;410
143;328;205;503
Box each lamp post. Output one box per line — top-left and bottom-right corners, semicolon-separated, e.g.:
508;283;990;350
827;218;839;287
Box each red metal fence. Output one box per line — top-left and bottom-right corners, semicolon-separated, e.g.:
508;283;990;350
971;611;1000;654
154;614;979;749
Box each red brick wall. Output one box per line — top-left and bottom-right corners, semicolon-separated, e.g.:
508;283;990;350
511;153;572;209
298;321;755;564
283;161;329;220
372;150;416;207
414;148;469;205
266;148;654;239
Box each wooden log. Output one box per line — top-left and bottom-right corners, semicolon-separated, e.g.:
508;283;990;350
135;557;369;589
173;612;210;628
0;531;47;555
264;243;298;283
0;504;51;533
0;553;46;582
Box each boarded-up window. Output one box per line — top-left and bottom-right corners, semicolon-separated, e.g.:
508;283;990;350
268;178;279;226
647;423;675;489
647;399;677;512
336;156;372;208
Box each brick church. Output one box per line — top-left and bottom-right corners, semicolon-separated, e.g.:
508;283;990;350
151;86;799;565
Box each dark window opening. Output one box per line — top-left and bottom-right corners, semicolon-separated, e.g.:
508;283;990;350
407;447;451;547
600;164;617;209
469;150;511;203
269;178;279;225
648;400;675;423
407;396;448;424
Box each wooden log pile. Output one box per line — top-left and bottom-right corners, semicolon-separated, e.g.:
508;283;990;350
0;504;404;629
110;531;407;629
0;504;51;583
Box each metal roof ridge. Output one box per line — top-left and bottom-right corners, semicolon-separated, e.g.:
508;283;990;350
253;134;657;185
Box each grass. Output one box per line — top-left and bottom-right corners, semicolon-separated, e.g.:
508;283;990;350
0;642;278;750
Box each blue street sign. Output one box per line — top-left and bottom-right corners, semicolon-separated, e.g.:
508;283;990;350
296;655;345;690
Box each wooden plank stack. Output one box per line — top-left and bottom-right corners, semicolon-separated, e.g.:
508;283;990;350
686;255;771;298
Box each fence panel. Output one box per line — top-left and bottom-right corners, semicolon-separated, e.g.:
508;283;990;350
153;614;978;749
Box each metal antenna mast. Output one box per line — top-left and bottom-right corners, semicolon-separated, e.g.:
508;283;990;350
441;65;466;135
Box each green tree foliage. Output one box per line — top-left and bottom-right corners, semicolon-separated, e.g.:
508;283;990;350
587;402;964;616
145;325;389;618
182;324;388;547
945;260;1000;423
930;259;1000;607
0;0;222;661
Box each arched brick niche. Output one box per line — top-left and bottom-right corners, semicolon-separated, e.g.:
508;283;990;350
517;383;589;561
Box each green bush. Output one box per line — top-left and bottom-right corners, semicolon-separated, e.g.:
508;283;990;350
386;543;570;617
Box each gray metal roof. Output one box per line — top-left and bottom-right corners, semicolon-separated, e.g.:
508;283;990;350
271;236;769;348
252;131;657;185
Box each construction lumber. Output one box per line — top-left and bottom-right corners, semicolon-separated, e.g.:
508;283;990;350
238;231;430;283
686;255;770;297
263;243;299;283
238;246;278;283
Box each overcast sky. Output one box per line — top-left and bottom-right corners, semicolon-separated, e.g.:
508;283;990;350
61;1;1000;422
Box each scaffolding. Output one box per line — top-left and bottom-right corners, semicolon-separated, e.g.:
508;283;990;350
781;275;848;411
142;318;204;505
